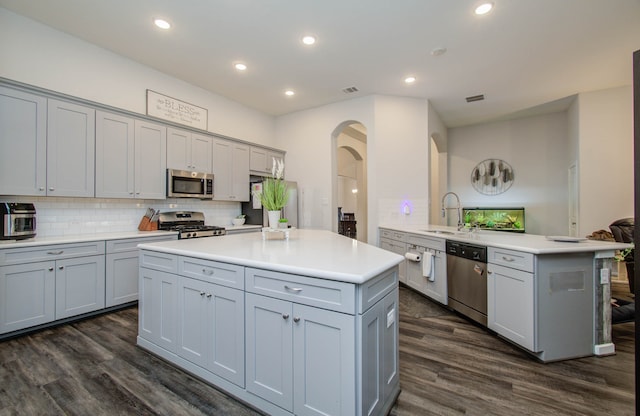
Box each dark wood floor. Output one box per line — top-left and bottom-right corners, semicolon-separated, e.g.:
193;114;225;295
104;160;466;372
0;282;634;415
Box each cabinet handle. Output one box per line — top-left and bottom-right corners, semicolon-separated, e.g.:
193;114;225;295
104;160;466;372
206;293;212;298
284;285;303;293
502;256;514;262
48;267;54;271
282;313;289;320
293;317;300;323
202;268;214;275
58;266;64;270
200;291;205;297
47;250;64;255
49;187;55;191
39;187;45;191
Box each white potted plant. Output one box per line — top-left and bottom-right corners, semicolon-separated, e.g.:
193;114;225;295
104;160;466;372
255;159;289;228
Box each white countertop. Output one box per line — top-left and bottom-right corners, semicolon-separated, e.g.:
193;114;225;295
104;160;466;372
380;224;631;254
0;230;178;249
139;229;404;284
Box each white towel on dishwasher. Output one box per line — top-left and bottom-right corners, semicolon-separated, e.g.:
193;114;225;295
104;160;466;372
422;251;435;281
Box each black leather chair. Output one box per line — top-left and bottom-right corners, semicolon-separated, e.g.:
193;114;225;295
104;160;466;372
609;218;634;293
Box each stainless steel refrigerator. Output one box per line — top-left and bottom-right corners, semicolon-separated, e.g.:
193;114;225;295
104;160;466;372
241;177;298;228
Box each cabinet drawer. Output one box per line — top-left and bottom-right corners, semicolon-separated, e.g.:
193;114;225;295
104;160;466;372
139;250;177;273
106;235;177;254
178;257;244;290
488;247;534;273
0;241;105;266
380;229;405;242
380;239;406;255
245;268;355;314
406;234;445;251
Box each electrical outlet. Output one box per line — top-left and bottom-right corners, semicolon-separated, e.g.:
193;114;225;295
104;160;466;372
386;309;395;328
600;268;610;284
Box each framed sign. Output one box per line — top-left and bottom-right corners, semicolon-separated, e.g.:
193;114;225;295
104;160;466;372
146;90;208;130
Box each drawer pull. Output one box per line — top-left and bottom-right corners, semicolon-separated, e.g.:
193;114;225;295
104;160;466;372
282;313;290;320
58;266;64;270
47;250;64;255
200;291;205;297
202;268;214;275
284;285;303;293
48;267;54;271
502;256;515;262
206;293;212;298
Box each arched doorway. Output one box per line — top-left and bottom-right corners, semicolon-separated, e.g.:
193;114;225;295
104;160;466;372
429;132;448;226
332;122;367;242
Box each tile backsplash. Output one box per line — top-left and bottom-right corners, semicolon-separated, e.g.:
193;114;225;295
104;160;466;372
1;196;241;237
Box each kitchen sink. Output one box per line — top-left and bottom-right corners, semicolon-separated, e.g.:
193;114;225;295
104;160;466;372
420;230;456;235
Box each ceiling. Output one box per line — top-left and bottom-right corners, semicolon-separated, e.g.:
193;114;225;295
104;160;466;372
1;0;639;127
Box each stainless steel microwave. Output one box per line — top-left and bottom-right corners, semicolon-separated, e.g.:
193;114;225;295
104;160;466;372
1;202;36;240
167;169;214;199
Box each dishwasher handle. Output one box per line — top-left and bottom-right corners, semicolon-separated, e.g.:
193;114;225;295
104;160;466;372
473;264;484;276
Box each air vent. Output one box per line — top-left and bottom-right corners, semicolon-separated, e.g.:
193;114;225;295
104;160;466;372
466;94;485;103
342;86;359;94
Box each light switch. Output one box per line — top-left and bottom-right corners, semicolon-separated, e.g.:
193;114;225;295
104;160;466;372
600;268;610;284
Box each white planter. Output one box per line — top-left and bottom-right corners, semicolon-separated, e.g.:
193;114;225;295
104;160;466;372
267;210;281;229
232;218;245;226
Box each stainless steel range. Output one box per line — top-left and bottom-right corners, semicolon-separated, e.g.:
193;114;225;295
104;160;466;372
157;211;226;239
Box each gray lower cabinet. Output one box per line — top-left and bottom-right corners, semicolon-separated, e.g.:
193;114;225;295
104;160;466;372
245;293;355;415
137;250;400;416
106;235;177;307
138;267;178;353
0;241;106;335
177;276;245;387
379;229;407;284
405;233;447;305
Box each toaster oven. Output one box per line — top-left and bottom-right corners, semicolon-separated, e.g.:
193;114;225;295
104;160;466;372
1;202;36;240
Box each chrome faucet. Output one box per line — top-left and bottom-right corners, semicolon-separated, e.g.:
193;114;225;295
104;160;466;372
441;192;463;231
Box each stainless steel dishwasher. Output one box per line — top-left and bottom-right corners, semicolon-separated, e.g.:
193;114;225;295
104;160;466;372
446;240;488;326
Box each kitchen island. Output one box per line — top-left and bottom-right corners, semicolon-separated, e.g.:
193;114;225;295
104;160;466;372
137;229;403;416
380;224;631;362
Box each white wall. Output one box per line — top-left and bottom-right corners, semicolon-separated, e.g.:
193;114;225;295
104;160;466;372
276;95;430;244
0;8;275;145
575;86;633;236
447;112;569;235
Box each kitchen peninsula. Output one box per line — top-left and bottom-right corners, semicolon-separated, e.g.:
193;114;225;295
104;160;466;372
137;229;403;416
380;225;631;362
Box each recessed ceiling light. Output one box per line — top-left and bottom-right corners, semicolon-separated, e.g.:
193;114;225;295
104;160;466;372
404;76;416;84
284;90;295;96
234;62;247;71
301;35;317;46
431;47;447;57
153;18;171;30
474;2;494;15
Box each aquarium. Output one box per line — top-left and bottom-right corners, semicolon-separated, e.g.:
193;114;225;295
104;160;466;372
462;207;525;233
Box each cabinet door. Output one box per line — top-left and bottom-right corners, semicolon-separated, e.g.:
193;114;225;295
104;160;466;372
293;303;355;416
135;120;167;199
139;268;177;352
207;283;245;387
105;251;138;307
55;255;105;319
246;293;293;411
231;142;250;201
0;261;55;334
96;111;135;198
191;133;213;173
423;250;447;305
178;277;209;367
249;146;268;173
380;239;407;284
487;263;534;351
0;86;47;196
212;138;232;200
47;99;95;197
166;128;191;171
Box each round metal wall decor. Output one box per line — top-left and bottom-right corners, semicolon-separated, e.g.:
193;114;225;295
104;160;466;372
471;159;514;195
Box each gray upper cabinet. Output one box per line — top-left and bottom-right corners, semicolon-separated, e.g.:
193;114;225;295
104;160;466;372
167;127;213;173
135;120;167;199
250;146;284;175
96;111;135;198
0;87;47;196
212;138;249;201
47;99;96;197
96;111;166;199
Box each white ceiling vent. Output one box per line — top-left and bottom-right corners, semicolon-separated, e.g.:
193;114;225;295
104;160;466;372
342;86;359;94
466;94;485;103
